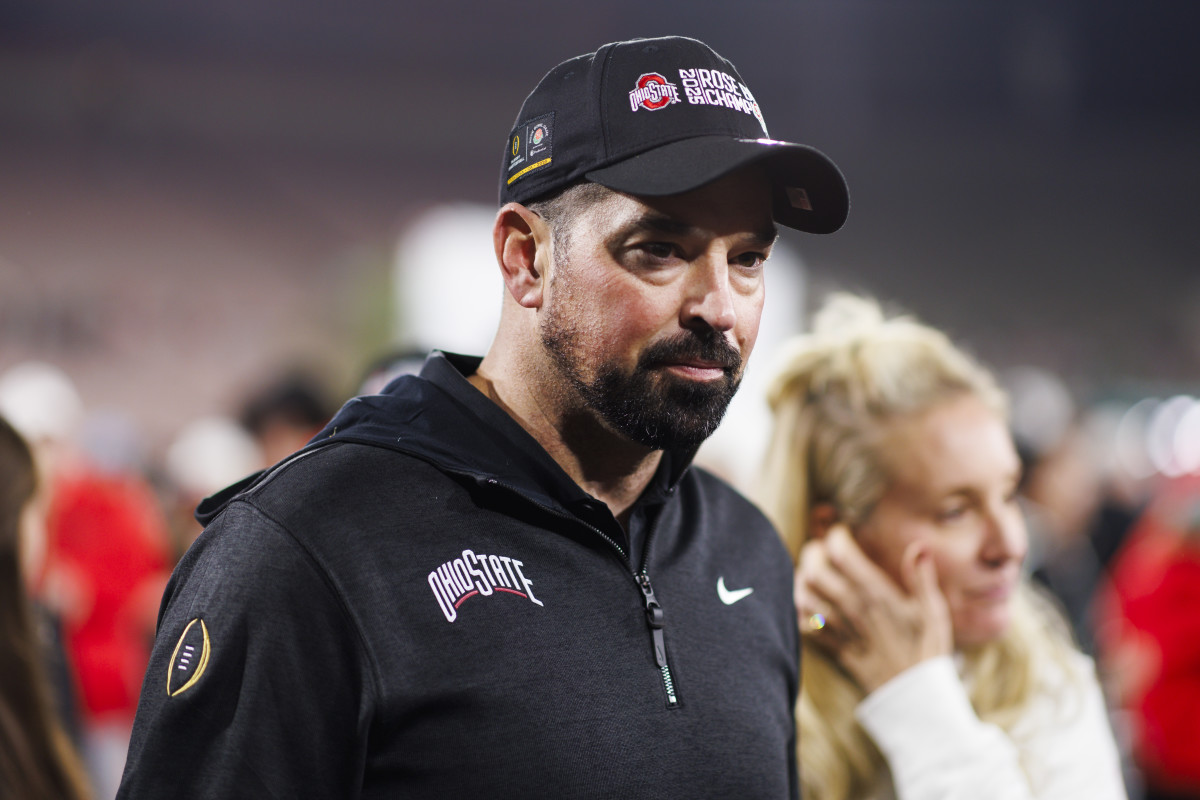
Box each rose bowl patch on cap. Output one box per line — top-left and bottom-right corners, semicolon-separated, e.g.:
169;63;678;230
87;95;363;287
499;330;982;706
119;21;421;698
498;35;849;235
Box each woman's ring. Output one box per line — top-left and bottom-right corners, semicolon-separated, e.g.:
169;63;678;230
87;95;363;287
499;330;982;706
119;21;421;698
807;612;827;631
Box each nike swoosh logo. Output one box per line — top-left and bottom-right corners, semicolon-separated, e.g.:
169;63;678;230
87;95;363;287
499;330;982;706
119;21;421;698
717;576;754;605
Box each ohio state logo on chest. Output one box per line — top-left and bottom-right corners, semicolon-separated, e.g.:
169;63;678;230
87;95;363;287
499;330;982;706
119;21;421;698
428;548;544;623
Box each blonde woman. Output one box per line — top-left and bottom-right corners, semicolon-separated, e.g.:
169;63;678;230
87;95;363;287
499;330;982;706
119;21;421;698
759;294;1126;800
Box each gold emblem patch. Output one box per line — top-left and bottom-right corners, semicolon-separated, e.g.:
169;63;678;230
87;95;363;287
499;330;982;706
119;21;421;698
167;618;211;697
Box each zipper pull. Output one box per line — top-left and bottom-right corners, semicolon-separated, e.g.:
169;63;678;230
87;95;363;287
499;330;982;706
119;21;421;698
637;572;678;707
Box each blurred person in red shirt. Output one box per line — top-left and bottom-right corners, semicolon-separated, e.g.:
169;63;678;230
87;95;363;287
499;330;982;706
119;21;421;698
1097;474;1200;799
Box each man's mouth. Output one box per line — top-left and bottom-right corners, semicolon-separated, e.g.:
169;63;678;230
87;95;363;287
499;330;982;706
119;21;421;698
661;359;730;381
641;332;741;381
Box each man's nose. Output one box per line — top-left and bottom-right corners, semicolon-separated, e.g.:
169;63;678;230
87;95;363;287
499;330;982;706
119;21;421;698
681;255;736;332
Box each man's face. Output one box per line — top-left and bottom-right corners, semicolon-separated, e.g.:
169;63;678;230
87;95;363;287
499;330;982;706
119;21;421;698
538;168;776;450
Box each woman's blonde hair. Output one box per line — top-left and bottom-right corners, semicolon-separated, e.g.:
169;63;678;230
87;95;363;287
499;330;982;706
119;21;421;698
758;294;1074;799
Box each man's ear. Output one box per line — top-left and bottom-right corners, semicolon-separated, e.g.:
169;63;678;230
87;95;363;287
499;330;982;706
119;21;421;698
493;202;551;309
809;503;839;541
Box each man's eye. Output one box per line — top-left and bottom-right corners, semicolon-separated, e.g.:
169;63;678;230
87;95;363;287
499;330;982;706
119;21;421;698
734;252;767;271
641;242;677;260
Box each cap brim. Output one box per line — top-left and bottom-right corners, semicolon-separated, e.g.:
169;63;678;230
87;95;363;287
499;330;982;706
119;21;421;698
585;136;849;234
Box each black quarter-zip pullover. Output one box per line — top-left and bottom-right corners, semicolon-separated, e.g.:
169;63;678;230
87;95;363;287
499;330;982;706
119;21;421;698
118;351;799;799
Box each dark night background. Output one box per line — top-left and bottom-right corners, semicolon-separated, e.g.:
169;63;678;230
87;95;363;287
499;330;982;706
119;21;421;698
1;1;1198;446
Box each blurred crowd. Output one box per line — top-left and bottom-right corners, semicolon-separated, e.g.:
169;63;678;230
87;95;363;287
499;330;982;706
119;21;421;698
0;345;1197;798
999;368;1200;799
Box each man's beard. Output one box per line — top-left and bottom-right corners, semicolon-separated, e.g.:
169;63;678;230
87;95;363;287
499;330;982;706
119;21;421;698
541;305;743;452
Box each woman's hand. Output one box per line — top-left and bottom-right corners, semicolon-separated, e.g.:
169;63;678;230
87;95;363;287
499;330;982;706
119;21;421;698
794;525;953;693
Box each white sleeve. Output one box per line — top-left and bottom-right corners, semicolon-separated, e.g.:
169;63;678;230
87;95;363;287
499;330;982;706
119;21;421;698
854;654;1127;800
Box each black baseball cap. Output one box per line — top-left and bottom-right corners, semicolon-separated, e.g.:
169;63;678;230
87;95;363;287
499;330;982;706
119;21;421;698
500;36;849;234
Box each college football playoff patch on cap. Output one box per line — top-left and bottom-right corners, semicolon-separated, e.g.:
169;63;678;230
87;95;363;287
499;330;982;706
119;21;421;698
167;618;211;697
505;112;555;189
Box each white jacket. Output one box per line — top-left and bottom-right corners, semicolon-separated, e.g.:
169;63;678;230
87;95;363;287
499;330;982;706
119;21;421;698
854;652;1127;800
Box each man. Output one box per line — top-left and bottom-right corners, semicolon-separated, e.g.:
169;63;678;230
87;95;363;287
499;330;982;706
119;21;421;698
118;35;848;798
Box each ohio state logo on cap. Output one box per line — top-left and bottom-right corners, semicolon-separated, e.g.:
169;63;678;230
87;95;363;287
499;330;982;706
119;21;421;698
628;73;681;112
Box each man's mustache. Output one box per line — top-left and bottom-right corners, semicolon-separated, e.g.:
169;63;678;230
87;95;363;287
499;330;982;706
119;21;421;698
639;330;742;374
